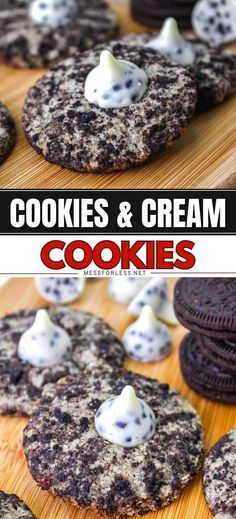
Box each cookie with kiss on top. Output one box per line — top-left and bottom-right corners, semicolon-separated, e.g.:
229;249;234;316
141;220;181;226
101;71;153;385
23;367;204;516
0;306;124;416
23;41;197;173
120;17;236;110
0;0;118;68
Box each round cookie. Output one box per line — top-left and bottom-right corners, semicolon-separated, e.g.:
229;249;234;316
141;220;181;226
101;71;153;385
0;0;118;68
35;277;85;304
0;0;27;6
23;42;197;173
23;367;204;516
203;428;236;518
0;102;16;164
119;32;236;110
200;335;236;362
0;306;124;416
180;332;236;404
174;278;236;339
200;334;236;362
199;335;236;374
131;0;197;29
0;491;35;518
192;0;236;45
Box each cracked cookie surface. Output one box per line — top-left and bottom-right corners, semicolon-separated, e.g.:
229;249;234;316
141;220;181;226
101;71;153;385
0;0;118;68
23;42;197;173
0;102;16;164
203;428;236;518
0;306;124;416
24;367;204;516
120;33;236;110
0;491;35;519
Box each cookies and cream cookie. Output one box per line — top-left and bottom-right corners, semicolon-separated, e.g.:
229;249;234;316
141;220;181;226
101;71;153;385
23;42;197;173
23;368;204;516
0;491;35;518
0;102;16;164
0;0;118;68
0;306;124;415
203;428;236;518
120;23;236;110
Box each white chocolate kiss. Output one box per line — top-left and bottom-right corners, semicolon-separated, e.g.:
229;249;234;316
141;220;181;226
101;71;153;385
128;278;178;326
123;305;172;362
18;309;72;367
147;17;196;66
84;50;148;109
95;385;156;447
35;277;86;305
109;278;150;304
28;0;77;28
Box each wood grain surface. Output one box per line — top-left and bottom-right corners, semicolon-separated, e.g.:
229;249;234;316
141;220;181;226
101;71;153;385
0;277;235;519
0;1;235;189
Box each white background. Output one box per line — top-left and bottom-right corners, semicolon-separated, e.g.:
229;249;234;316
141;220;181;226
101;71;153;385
0;235;235;275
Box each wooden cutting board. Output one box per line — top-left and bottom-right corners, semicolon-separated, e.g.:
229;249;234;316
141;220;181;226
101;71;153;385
0;277;235;519
0;1;235;189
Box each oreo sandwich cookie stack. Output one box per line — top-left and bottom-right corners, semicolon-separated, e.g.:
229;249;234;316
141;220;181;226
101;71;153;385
131;0;197;29
174;278;236;404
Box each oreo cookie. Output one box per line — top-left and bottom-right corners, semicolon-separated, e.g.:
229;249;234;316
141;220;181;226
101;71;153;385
174;278;236;339
0;491;35;518
200;335;236;362
203;428;236;518
131;0;197;29
199;335;236;374
180;333;236;403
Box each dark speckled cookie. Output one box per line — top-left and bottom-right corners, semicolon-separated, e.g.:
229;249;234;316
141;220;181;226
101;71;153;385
180;333;236;403
0;306;124;416
0;102;16;165
174;278;236;340
120;33;236;110
203;428;236;519
23;367;204;517
0;491;35;518
23;42;197;173
0;0;118;68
